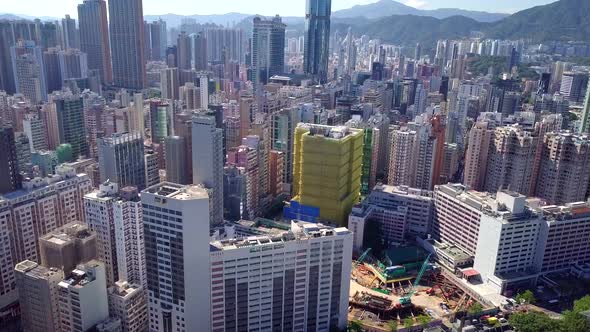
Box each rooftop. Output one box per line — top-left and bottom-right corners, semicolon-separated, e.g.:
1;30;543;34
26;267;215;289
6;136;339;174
297;123;363;140
40;222;94;244
211;220;351;251
143;182;209;200
14;260;61;278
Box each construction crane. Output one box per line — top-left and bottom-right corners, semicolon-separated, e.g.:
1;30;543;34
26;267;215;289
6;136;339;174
356;248;372;265
399;254;432;306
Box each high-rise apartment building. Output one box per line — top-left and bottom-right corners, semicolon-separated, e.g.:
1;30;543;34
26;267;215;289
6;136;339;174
193;32;207;71
484;125;537;196
559;71;588;103
142;183;211;332
78;0;112;84
147;19;167;61
113;186;146;288
0;166;92;308
11;40;47;103
209;221;353;331
176;31;191;70
473;191;546;294
179;82;200;110
464;121;494;191
108;281;148;332
0;126;21;194
97;132;146;190
192;115;224;225
165;136;188;184
57;260;109;332
160;67;179;101
205;28;244;63
85;182;146;287
108;0;146;90
432;184;487;256
580;85;590;133
348;184;433;250
39;222;98;275
535;132;590;205
0;22;16;94
61;15;80;50
14;261;64;332
288;124;363;225
251;16;285;86
144;149;160;188
53;90;89;159
304;0;332;83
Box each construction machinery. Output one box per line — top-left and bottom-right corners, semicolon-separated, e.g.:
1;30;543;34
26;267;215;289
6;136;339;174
399;254;432;306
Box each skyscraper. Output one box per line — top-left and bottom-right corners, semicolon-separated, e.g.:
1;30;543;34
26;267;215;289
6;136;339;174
11;40;47;103
193;31;207;71
53;90;89;159
176;31;191;70
165;136;188;184
192;114;224;225
535;132;590;205
581;84;590;134
97;132;146;190
147;19;167;61
0;22;16;93
78;0;112;84
62;15;80;50
0;126;21;194
287;124;363;225
160;67;179;100
141;183;211;332
464;121;494;191
251;16;285;87
484;125;537;196
304;0;332;83
108;0;146;90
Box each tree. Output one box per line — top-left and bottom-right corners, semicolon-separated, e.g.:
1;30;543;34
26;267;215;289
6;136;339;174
509;312;559;332
403;318;414;330
561;310;590;332
468;303;484;315
348;320;363;332
573;294;590;313
416;315;431;328
387;320;397;332
515;290;537;305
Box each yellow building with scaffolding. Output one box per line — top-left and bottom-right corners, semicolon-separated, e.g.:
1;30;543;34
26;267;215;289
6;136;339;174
291;124;364;226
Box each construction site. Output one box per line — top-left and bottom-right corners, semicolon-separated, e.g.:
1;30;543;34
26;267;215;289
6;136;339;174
348;247;494;331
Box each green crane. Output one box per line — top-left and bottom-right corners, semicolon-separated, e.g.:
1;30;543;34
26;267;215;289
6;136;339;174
399;254;432;306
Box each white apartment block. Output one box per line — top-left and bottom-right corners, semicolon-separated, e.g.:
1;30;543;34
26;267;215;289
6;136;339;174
192;115;224;225
540;202;590;273
113;187;147;289
0;165;91;308
58;260;109;332
348;184;433;250
433;184;488;256
141;183;212;332
85;182;146;288
209;221;353;332
108;281;148;332
14;260;64;332
84;182;121;286
473;192;545;294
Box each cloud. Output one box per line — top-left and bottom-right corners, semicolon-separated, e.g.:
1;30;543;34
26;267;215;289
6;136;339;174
403;0;428;9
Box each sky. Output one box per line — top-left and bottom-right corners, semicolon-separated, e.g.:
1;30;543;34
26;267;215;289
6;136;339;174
1;0;558;19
